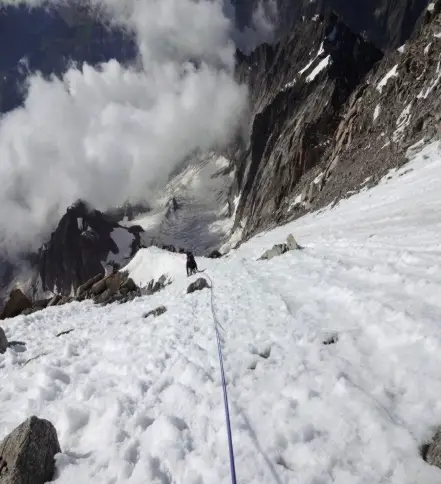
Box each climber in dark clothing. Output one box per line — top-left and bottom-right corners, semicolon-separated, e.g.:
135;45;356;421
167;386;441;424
186;252;198;276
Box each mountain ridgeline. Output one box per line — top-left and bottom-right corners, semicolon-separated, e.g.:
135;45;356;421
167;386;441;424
231;12;384;239
233;0;431;51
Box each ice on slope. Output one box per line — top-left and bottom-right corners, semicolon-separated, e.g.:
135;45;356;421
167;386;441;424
306;55;331;82
377;64;399;93
299;42;325;75
2;143;441;482
393;102;413;142
373;104;381;121
418;58;441;100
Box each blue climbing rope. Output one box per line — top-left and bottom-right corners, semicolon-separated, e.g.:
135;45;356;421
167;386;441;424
204;273;238;484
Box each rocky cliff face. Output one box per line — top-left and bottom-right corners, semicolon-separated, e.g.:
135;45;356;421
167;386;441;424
38;201;143;296
232;12;383;239
302;0;441;213
232;2;441;242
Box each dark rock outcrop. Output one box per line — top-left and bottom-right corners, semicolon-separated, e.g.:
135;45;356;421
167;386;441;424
56;329;75;337
1;269;144;316
159;244;179;253
90;276;110;296
423;428;441;469
0;327;7;354
77;273;104;298
207;250;223;259
47;295;62;307
259;234;300;260
187;278;210;294
0;289;32;320
144;306;167;319
94;286;119;305
32;299;50;311
0;416;61;484
120;278;137;293
57;296;73;306
92;273;122;304
142;275;171;296
38;200;143;296
75;271;143;306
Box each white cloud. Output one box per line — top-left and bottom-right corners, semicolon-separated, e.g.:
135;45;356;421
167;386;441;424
0;0;249;251
224;0;278;54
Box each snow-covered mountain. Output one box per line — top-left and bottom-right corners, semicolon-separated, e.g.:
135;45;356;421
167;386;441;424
2;141;441;482
125;152;238;255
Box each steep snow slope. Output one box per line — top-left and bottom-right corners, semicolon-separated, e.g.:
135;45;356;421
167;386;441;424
2;142;441;482
126;153;236;254
124;246;186;286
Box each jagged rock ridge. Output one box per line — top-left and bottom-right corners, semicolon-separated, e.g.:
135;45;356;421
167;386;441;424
232;12;384;240
303;0;441;213
38;200;143;296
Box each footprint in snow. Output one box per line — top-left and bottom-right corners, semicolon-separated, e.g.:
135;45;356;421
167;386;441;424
258;346;272;359
247;343;272;370
247;342;272;358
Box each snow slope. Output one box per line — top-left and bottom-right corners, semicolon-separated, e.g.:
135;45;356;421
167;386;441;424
126;153;236;254
124;246;185;286
2;142;441;483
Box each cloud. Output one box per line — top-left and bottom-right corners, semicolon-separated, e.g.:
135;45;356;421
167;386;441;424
0;0;248;252
224;0;278;54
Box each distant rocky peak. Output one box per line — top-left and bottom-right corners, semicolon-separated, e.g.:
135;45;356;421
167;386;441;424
66;199;94;217
37;202;144;296
321;12;384;84
420;1;441;29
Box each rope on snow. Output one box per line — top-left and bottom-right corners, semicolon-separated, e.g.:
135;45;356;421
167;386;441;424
203;272;237;484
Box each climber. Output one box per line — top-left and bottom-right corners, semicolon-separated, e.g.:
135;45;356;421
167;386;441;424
186;252;198;276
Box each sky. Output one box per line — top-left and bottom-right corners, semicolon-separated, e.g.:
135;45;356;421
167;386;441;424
0;0;275;253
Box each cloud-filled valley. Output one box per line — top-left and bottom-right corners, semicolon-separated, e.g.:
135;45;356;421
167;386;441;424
0;0;274;252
